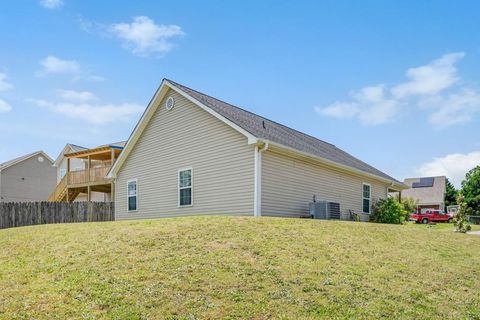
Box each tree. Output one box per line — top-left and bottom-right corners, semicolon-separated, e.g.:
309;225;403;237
453;194;471;233
444;178;458;207
401;197;418;214
460;166;480;215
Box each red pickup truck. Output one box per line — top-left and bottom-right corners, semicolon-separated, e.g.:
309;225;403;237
410;210;453;224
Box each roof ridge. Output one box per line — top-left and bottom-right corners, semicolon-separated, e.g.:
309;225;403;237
165;79;336;147
163;79;402;185
1;150;49;168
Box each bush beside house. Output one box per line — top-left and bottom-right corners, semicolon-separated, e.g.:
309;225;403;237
371;197;408;224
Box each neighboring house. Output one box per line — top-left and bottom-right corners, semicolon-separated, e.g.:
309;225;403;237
49;142;125;202
0;151;56;202
401;176;446;212
108;79;407;221
54;143;88;183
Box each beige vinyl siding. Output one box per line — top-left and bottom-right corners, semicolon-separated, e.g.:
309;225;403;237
261;147;388;220
115;88;255;220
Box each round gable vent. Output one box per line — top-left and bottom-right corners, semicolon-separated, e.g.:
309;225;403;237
37;156;44;163
165;96;175;111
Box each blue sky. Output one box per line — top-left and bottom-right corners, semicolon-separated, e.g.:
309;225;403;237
0;0;479;187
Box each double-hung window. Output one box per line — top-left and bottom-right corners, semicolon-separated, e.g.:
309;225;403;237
178;168;193;206
127;179;137;211
362;183;371;214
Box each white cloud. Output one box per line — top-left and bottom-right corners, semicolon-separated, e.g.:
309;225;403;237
317;102;360;119
316;85;399;125
317;52;480;127
59;89;97;102
392;52;464;98
39;56;80;74
0;72;13;92
37;55;104;82
48;102;143;124
28;93;144;125
0;99;11;113
0;72;13;113
423;89;480;127
39;0;63;9
416;151;480;188
109;16;184;56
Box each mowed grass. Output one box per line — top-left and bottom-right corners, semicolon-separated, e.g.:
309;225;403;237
0;217;479;319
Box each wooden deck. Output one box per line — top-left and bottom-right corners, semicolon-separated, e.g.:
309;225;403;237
48;145;122;202
48;164;114;202
67;164;112;187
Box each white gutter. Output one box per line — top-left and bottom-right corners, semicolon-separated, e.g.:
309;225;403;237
253;142;269;217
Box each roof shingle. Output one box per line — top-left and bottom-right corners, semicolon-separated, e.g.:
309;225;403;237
167;79;401;184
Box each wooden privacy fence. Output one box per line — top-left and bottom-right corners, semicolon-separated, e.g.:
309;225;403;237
0;202;114;229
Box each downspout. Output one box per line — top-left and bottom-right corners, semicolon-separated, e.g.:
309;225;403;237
254;142;269;217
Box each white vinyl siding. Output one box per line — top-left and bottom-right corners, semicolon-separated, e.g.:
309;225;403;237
115;88;254;219
261;147;389;221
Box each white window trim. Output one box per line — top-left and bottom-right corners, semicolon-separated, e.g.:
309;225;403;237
127;178;138;212
178;167;193;207
59;168;67;178
362;183;371;214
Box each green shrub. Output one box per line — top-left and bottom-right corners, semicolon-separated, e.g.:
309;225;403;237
401;197;418;214
454;194;472;233
371;197;407;224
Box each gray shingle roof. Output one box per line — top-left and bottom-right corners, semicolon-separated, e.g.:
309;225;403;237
69;144;88;152
167;79;401;184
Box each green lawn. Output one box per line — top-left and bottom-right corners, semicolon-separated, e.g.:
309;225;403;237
0;217;479;319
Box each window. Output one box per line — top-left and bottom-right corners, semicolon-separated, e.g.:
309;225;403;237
127;179;137;211
178;168;193;206
59;168;66;178
362;183;371;214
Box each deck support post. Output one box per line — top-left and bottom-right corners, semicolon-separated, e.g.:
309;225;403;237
87;155;91;183
66;157;70;185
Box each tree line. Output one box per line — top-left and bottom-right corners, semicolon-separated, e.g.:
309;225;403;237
446;165;480;215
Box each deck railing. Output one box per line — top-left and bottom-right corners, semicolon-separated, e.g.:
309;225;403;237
68;164;113;186
48;163;113;201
